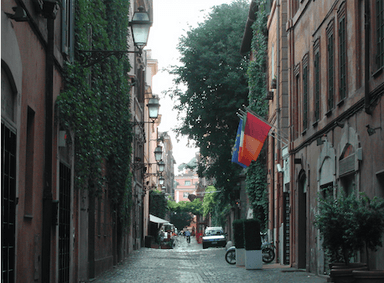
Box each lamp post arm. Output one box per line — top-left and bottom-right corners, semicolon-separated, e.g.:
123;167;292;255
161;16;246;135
78;49;141;67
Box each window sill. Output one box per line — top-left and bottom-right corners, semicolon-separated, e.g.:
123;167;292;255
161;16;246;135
372;67;383;78
325;109;333;117
24;214;33;220
337;99;345;107
301;129;307;136
312;120;319;128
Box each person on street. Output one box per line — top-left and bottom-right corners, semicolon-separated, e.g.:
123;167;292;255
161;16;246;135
185;230;191;243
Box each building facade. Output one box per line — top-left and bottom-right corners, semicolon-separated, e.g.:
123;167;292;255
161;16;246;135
2;0;157;282
242;0;384;276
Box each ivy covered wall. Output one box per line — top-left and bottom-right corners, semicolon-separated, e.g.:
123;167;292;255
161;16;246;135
245;0;269;230
56;0;133;228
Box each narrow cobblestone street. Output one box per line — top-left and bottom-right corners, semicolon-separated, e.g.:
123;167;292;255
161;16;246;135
92;236;327;283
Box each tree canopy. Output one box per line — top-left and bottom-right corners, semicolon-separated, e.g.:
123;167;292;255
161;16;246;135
168;199;203;230
169;0;250;207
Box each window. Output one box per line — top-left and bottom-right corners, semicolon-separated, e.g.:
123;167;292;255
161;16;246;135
314;40;320;122
291;0;300;17
377;0;384;69
183;192;189;198
338;4;347;101
302;54;309;132
62;0;74;61
327;21;335;112
185;180;191;186
24;107;35;216
293;64;301;139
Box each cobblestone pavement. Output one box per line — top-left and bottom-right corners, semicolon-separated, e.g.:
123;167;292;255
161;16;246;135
93;236;328;283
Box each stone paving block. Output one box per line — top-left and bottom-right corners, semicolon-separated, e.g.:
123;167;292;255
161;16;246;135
92;236;328;283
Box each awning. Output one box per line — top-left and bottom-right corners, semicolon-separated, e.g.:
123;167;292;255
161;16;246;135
149;214;169;224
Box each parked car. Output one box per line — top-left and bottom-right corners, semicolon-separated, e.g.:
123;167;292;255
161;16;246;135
202;227;227;249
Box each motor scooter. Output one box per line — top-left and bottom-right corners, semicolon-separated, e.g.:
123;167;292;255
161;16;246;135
225;232;276;265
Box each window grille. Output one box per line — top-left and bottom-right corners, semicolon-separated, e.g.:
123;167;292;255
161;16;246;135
59;163;71;283
1;123;16;283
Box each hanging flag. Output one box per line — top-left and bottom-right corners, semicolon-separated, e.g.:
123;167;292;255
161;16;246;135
232;119;247;168
238;112;271;166
238;113;246;164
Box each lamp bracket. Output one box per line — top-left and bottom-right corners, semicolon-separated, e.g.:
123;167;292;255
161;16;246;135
132;162;158;171
78;49;141;68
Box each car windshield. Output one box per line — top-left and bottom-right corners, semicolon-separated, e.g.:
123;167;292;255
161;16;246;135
204;229;223;236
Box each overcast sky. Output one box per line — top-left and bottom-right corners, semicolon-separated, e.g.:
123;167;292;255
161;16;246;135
146;0;242;173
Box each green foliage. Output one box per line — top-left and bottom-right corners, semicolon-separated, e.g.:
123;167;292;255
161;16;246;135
149;190;168;219
55;0;132;228
245;156;268;230
170;212;194;230
247;0;269;114
315;191;384;265
243;219;261;250
168;199;203;216
168;0;250;205
354;193;384;254
168;198;203;230
233;219;245;248
202;186;217;217
244;0;269;230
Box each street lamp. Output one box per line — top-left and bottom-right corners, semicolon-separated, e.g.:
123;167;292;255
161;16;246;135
158;160;165;172
154;146;163;161
147;97;160;119
130;6;151;50
79;6;151;67
159;176;165;185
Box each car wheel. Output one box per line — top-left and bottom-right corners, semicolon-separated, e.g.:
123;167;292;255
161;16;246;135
202;243;207;249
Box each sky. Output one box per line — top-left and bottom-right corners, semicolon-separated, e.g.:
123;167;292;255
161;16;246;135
145;0;239;172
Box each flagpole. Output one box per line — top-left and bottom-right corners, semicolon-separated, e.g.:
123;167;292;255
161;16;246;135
240;106;289;146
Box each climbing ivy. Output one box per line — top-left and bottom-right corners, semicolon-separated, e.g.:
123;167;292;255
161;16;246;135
245;0;269;230
55;0;133;228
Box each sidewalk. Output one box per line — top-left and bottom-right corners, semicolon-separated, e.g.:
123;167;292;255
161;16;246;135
92;236;328;283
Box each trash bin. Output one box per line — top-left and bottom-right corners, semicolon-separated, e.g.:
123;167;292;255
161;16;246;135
145;236;153;248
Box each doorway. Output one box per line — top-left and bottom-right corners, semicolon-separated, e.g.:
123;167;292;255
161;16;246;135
298;171;307;269
1;123;17;283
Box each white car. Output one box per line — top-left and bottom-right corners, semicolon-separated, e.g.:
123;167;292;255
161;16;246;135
202;227;227;249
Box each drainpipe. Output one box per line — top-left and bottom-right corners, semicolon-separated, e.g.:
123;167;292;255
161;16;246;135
42;1;58;280
364;0;371;114
42;16;54;283
275;0;281;263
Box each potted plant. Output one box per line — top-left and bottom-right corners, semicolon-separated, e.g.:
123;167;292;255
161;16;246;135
233;219;245;266
315;191;384;282
351;193;384;282
314;191;364;282
243;219;262;270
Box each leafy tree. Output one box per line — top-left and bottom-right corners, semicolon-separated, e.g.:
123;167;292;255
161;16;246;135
168;0;250;216
168;199;203;230
170;212;194;230
168;199;203;216
202;186;217;217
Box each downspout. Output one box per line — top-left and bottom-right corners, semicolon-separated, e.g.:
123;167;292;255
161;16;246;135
364;0;371;114
42;16;55;283
275;0;281;263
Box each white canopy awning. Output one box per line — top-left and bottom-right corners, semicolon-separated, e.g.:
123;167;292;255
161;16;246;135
149;214;169;224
